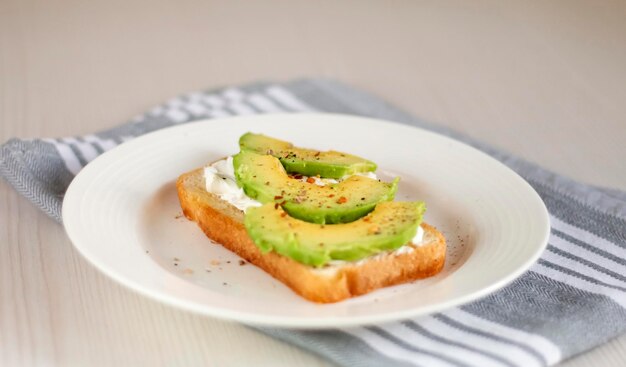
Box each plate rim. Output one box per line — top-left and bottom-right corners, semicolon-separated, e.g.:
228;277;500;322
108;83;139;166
62;113;550;329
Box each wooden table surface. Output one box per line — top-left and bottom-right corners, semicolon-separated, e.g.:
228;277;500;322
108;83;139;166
2;0;625;366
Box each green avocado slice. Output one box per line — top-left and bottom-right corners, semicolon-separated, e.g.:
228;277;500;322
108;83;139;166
239;132;377;179
233;151;398;224
245;201;425;267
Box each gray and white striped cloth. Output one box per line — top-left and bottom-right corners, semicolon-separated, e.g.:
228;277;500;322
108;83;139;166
1;78;625;367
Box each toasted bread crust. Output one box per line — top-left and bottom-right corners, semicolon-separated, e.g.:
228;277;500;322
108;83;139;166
177;168;446;303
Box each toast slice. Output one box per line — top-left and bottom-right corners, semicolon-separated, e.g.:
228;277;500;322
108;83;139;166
176;167;446;303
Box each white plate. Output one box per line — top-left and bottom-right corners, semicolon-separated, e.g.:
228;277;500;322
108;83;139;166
63;114;549;329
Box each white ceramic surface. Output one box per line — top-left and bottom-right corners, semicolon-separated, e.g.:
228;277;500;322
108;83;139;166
62;114;550;329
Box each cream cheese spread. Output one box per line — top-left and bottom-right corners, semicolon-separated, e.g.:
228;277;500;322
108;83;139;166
203;156;262;212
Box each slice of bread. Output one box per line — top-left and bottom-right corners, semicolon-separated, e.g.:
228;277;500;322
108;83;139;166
176;167;446;303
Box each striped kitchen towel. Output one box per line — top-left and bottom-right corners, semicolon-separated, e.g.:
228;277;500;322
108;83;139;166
1;78;625;367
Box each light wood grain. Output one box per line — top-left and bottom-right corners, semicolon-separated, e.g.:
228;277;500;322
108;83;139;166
1;0;625;366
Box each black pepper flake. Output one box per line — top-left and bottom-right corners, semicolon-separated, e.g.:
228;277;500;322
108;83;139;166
239;260;246;266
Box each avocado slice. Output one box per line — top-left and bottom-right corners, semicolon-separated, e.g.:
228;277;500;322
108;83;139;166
233;151;398;224
245;201;425;267
239;132;377;179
